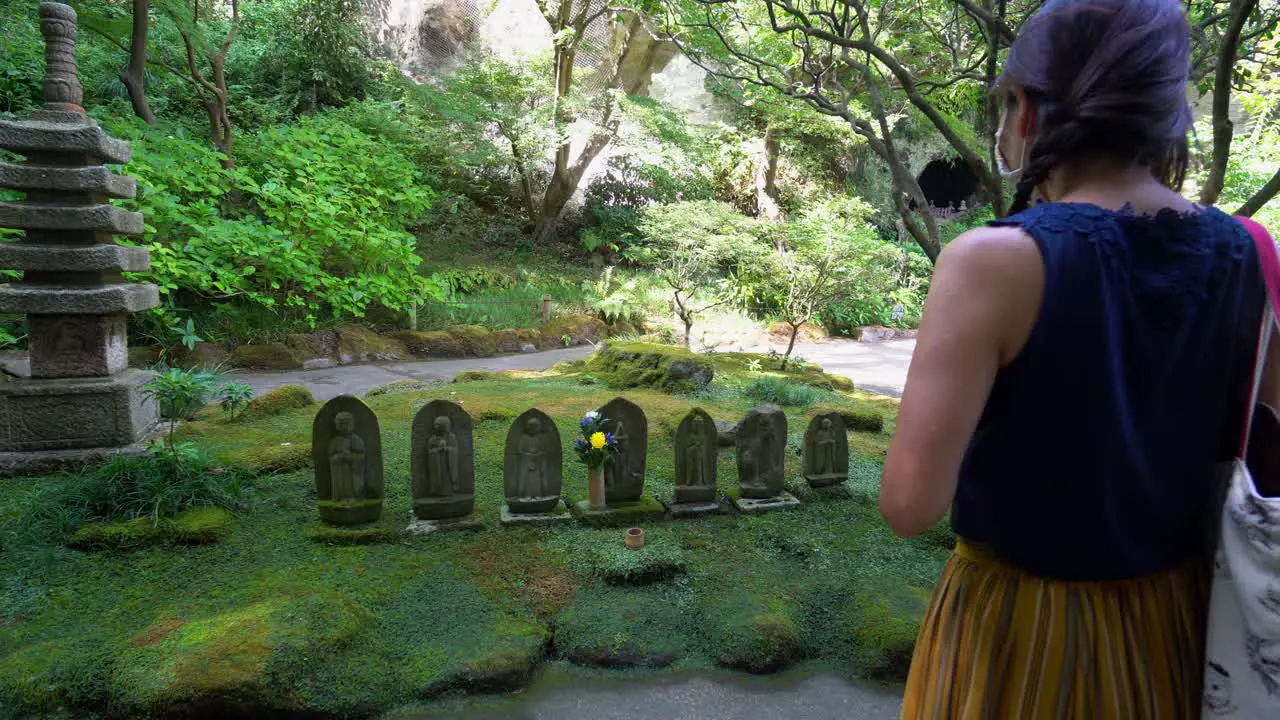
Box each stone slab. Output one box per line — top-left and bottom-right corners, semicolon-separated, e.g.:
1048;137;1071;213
0;201;143;235
406;511;485;535
0;162;135;198
730;491;801;515
0;368;157;452
0;441;150;478
500;500;573;526
667;499;729;519
571;496;668;527
0;282;159;315
0;242;149;272
0;119;131;164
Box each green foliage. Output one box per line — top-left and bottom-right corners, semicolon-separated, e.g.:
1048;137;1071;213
565;534;690;585
244;385;315;418
217;381;256;420
18;444;248;541
743;377;824;407
143;366;218;428
0;2;43;114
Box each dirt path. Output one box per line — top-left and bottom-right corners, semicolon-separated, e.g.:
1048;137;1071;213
228;339;916;401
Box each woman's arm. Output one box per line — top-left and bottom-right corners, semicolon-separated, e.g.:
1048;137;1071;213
879;227;1044;537
1261;321;1280;409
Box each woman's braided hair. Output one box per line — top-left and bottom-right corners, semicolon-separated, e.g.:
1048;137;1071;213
1002;0;1192;214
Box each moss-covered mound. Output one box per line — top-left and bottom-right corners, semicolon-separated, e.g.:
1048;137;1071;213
809;403;886;434
446;325;498;357
244;385;315;418
170;342;231;369
453;370;498;384
66;507;233;550
230;343;299;370
582;343;715;393
555;586;689;668
227;442;311;473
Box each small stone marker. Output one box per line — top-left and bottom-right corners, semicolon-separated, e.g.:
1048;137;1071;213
313;395;384;525
0;3;160;475
732;405;799;514
669;408;723;517
410;400;475;521
598;397;647;503
502;408;570;525
803;412;849;488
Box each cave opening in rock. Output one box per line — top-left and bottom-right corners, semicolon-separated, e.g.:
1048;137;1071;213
915;158;980;214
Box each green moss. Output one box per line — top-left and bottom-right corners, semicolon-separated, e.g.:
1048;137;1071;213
336;325;408;362
390;330;467;357
128;345;163;369
582;343;715;394
555;585;689;668
707;594;804;674
0;638;109;714
305;519;401;545
230;343;300;370
543;316;607;346
808;403;886;434
282;332;332;361
453;370;497;384
66;507;232;550
568;533;689;585
227;443;311;473
244;385;315;418
446;325;498;357
570;493;668;528
493;329;521;353
365;379;442;397
170;342;231;369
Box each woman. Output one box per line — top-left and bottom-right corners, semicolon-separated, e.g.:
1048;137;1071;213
880;0;1278;717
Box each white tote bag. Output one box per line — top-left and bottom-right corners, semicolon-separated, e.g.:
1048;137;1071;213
1203;219;1280;718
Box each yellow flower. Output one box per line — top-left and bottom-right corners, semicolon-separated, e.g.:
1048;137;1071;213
590;432;607;449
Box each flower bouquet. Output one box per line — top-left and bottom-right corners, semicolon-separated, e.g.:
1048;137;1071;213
573;411;619;508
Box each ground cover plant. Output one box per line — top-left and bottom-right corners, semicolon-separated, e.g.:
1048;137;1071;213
0;359;935;717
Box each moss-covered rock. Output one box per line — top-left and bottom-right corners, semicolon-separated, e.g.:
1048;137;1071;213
230;343;300;370
171;342;230;369
110;594;372;717
446;325;498;357
244;385;315;418
389;330;467;358
305;520;401;545
543;316;607;346
582;343;715;394
494;329;522;354
337;325;407;364
556;587;687;669
128;345;163;369
808;403;885;434
830;583;927;680
66;507;233;550
711;608;803;674
227;443;311;473
365;379;441;397
282;332;336;362
444;618;548;694
570;493;669;528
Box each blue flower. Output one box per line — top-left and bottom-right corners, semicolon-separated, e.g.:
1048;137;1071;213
604;432;615;446
573;438;588;451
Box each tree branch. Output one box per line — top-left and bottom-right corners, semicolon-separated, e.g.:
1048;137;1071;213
1236;168;1280;218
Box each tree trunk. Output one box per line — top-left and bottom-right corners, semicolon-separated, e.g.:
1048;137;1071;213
756;123;783;224
1236;168;1280;218
982;0;1006;216
681;315;693;349
1200;0;1258;206
780;322;800;372
120;0;155;125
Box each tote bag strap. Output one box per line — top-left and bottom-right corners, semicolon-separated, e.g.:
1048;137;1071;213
1236;216;1280;456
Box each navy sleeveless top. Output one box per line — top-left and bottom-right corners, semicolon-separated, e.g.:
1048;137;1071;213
953;202;1265;580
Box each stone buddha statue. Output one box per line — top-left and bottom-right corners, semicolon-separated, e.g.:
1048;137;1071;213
814;417;836;476
516;417;546;498
425;415;459;497
328;411;366;501
684;416;709;487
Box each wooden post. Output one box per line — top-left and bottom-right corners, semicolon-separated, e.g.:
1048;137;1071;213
541;294;552;325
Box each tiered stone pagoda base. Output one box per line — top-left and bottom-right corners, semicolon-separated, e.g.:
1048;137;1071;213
501;500;572;526
0;442;151;477
731;491;801;515
0;368;156;475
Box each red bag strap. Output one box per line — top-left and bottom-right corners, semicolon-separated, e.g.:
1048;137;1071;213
1237;216;1280;456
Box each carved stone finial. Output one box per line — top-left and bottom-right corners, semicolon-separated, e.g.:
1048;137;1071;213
39;2;84;112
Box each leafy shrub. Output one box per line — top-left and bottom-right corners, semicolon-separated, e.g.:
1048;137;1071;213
19;444;249;541
143;367;218;423
743;377;824;407
217;382;256;420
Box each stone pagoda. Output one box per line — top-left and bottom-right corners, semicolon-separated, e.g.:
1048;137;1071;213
0;2;158;474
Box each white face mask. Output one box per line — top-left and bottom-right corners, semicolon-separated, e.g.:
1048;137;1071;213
995;110;1028;181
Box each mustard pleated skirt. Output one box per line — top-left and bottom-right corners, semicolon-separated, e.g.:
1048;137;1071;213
901;539;1208;719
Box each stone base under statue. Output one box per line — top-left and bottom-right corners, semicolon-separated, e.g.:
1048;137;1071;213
500;500;572;526
406;511;484;535
318;498;383;526
731;491;801;515
0;369;157;471
412;495;475;520
805;473;847;489
667;498;729;519
571;494;667;527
